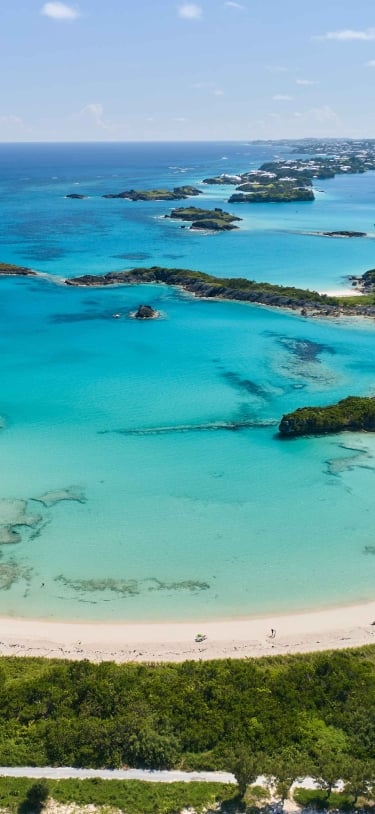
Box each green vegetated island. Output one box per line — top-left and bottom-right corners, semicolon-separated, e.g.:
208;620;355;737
167;206;241;231
1;261;375;315
203;139;375;203
0;648;375;810
66;184;244;232
204;165;316;203
279;396;375;437
102;185;202;201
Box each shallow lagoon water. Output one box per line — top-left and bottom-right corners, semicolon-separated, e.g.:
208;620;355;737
0;143;375;621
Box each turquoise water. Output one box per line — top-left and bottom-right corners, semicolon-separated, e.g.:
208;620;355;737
0;143;375;621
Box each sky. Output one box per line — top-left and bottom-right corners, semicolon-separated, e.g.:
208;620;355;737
2;0;375;141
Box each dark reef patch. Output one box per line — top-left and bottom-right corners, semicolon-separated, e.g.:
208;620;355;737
163;253;185;260
0;557;33;590
112;252;151;261
50;308;124;323
55;575;210;597
271;335;336;363
99;416;277;437
21;246;67;262
221;371;270;400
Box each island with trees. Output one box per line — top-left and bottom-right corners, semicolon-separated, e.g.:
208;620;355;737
0;262;36;277
1;261;375;316
167;206;242;230
279;396;375;437
101;186;202;201
229;183;314;203
203;139;375;205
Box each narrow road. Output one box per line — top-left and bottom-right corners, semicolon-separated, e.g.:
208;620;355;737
0;767;236;784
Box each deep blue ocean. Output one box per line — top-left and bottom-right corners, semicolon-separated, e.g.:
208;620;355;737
0;141;375;622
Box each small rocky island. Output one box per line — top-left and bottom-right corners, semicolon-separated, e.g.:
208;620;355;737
133;304;158;320
322;230;367;238
66;193;88;199
279;396;375;437
348;267;375;293
168;206;241;231
102;186;201;201
0;262;36;277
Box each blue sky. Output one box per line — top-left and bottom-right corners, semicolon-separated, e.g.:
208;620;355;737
2;0;375;140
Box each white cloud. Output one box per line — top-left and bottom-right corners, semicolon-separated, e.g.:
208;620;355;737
293;105;340;124
267;65;288;73
41;2;81;20
366;59;375;66
273;94;293;101
75;103;110;129
296;79;317;85
214;89;224;96
0;115;24;128
0;115;27;140
315;27;375;41
178;4;202;19
309;105;339;122
224;2;245;9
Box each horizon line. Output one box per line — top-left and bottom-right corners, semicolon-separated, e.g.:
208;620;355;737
0;136;374;145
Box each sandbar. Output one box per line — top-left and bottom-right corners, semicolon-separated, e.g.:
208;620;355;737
1;601;375;662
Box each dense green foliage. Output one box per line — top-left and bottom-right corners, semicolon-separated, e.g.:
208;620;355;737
0;263;34;275
0;648;375;771
362;268;375;288
279;396;375;437
102;186;201;201
336;292;375;307
0;778;236;814
293;788;357;809
169;206;241;230
68;266;339;309
229;186;314;203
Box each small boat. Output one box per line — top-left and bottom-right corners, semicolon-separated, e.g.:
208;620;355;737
112;313;121;319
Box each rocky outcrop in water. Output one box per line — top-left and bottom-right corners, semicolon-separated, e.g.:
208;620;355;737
133;304;158;319
0;263;36;277
322;230;367;238
66;194;87;199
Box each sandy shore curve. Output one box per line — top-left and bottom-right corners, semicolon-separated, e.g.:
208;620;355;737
1;601;375;662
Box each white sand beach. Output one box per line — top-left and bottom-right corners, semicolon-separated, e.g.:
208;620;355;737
319;287;362;297
1;601;375;662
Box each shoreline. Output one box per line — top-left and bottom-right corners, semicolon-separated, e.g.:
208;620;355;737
1;265;374;321
2;600;375;662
